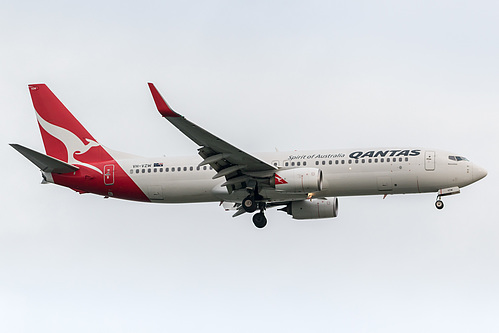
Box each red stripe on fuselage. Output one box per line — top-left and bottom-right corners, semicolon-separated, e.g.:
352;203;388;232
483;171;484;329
52;161;150;202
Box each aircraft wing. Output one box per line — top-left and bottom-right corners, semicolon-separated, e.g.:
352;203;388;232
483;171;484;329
148;83;277;192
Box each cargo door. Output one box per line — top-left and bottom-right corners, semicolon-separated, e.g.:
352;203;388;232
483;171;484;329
377;176;393;191
148;185;164;200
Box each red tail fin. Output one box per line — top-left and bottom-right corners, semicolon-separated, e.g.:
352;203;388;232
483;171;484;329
28;84;103;164
24;84;150;202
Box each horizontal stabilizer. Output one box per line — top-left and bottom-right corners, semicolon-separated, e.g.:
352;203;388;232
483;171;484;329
10;143;79;174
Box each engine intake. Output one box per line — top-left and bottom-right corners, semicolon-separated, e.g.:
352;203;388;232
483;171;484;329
282;198;339;220
273;168;323;193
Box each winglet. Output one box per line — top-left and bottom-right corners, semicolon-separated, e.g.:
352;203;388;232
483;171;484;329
147;83;181;117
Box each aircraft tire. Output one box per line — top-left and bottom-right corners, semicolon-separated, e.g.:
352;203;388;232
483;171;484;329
252;213;267;228
435;200;444;210
242;196;257;213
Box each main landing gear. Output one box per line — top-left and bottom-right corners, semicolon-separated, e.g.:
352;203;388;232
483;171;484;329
242;195;257;213
242;193;267;228
252;211;267;228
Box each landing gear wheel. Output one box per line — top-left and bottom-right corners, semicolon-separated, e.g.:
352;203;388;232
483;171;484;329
242;196;257;213
252;213;267;228
435;200;444;210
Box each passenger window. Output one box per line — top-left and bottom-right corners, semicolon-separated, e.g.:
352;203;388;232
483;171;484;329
315;161;319;165
129;169;133;174
273;162;278;166
405;157;408;162
374;158;378;163
380;158;384;163
368;159;372;163
387;158;390;162
291;162;295;166
172;168;175;172
297;162;301;166
197;166;200;171
322;161;325;165
362;159;365;164
209;166;212;170
160;168;163;172
303;161;307;166
341;160;345;164
335;160;339;165
399;157;402;162
148;168;151;173
348;160;352;164
203;166;207;170
142;169;145;173
177;167;181;172
154;168;157;173
285;162;289;166
190;166;193;171
355;159;359;164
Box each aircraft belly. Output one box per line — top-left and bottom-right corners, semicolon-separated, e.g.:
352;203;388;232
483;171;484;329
159;179;220;203
326;172;420;196
328;173;380;196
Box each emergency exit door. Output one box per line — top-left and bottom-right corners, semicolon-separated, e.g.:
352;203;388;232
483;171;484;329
104;164;115;185
425;151;435;171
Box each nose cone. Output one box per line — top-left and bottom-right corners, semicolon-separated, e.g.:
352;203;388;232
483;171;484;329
473;164;488;182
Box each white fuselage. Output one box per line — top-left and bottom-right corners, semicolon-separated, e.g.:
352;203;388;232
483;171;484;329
114;148;480;203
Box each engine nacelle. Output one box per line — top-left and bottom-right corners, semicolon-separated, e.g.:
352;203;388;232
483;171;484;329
283;198;339;220
273;168;323;193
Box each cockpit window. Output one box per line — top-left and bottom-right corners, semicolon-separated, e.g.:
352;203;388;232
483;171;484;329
449;155;469;162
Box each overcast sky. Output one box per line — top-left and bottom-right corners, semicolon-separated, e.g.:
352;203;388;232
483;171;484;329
1;1;498;332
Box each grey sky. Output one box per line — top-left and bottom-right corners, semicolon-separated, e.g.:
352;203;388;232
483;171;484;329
1;1;498;332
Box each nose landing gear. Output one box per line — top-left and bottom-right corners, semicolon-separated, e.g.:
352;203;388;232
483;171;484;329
434;187;460;210
435;199;444;210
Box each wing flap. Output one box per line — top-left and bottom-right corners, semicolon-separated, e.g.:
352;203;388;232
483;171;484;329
10;143;79;174
166;116;274;172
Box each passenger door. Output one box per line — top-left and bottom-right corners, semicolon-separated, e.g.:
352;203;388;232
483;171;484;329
104;164;114;185
425;151;435;171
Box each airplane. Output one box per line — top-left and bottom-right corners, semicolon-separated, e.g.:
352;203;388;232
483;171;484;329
10;83;487;228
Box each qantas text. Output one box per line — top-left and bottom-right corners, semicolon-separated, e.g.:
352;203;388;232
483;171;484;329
349;149;421;159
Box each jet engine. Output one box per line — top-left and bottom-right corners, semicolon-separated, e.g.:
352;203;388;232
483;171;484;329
273;168;323;193
281;198;339;219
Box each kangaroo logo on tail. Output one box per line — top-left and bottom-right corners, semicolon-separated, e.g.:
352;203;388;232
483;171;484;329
36;112;103;174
